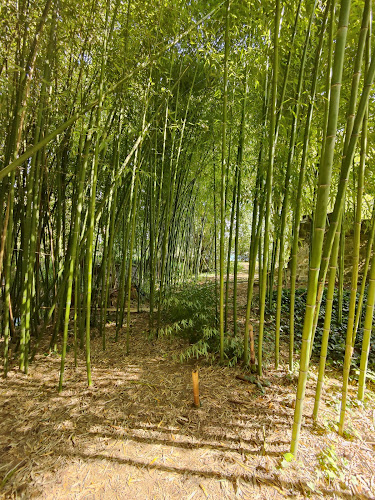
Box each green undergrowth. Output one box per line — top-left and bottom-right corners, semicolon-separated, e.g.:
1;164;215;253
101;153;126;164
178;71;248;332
159;281;375;375
159;281;244;366
272;287;375;371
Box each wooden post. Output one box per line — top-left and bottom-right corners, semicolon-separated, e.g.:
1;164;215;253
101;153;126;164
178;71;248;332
192;369;200;407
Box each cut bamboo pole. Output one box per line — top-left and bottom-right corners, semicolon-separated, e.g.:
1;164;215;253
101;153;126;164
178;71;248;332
192;369;200;408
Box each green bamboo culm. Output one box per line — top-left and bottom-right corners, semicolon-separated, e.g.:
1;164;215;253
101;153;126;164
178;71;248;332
357;247;375;400
313;216;342;421
290;0;351;456
337;207;345;325
83;0;114;387
339;0;372;435
23;7;57;372
243;59;269;366
3;187;15;378
233;68;247;338
275;0;316;369
58;130;91;391
340;11;371;422
102;129;121;343
310;0;371;345
289;0;332;371
258;0;281;376
219;0;230;362
125;173;140;354
353;203;375;339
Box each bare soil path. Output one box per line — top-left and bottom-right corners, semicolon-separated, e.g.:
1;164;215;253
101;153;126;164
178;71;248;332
1;295;375;499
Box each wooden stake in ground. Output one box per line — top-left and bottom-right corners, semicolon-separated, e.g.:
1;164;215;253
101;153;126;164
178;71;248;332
192;369;200;408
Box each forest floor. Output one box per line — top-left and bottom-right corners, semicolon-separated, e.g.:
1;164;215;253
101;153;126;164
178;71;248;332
1;279;375;499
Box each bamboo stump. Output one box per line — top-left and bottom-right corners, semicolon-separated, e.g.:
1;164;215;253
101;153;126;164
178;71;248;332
192;369;200;408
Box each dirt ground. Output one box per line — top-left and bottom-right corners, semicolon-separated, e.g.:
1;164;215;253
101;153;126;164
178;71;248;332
1;281;375;499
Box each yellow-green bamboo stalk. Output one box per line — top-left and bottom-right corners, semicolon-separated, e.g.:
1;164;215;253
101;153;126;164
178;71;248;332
358;251;375;400
3;187;15;377
233;68;247;337
219;0;230;361
84;0;115;387
243;58;269;366
357;111;374;402
275;0;316;368
337;207;345;325
353;203;375;339
339;5;371;432
290;0;332;371
313;217;341;420
258;0;281;376
311;0;371;344
291;0;351;455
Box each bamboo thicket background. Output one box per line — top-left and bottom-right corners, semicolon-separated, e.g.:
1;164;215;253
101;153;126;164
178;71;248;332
1;0;375;454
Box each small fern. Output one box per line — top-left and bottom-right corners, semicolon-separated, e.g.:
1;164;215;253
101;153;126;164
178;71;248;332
160;281;244;365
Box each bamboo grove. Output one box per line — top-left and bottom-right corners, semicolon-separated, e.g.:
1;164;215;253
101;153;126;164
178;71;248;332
1;0;375;455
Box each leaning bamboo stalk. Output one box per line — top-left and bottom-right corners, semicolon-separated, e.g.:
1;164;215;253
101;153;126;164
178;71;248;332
0;3;225;183
291;0;351;456
311;0;371;343
317;45;375;296
339;167;365;429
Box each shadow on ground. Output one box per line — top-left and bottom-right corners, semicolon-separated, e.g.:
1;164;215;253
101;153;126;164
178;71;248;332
0;314;374;499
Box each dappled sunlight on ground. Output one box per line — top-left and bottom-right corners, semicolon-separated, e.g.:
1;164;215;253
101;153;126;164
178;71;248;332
0;312;374;499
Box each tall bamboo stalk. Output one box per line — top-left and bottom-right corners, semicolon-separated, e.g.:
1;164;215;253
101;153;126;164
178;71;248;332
313;216;342;420
275;0;316;368
243;58;269;366
358;249;375;400
219;0;230;362
291;0;351;455
340;9;371;428
233;68;247;338
258;0;281;376
311;0;371;343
